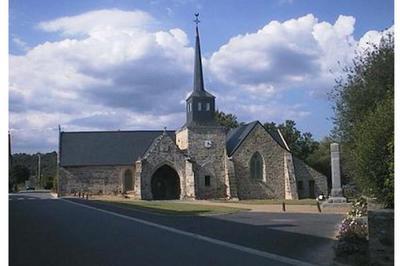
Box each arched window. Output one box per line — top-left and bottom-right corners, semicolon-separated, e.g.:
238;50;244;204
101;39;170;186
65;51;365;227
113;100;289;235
250;152;263;180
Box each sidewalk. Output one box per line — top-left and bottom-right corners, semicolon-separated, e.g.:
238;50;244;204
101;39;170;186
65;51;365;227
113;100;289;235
176;200;350;214
86;195;350;214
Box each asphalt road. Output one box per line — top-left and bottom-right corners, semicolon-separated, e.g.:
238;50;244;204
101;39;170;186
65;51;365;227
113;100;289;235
9;193;343;266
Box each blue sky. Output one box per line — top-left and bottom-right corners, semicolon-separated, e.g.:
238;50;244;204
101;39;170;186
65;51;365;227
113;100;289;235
9;0;394;153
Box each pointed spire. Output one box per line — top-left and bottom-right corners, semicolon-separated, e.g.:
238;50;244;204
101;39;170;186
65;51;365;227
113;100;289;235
193;13;204;92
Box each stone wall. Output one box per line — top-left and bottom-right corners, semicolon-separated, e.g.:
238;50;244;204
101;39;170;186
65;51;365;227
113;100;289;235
224;156;238;199
175;128;188;150
231;123;286;199
284;152;298;200
368;209;394;266
186;125;228;199
292;156;328;199
139;133;189;200
59;165;134;195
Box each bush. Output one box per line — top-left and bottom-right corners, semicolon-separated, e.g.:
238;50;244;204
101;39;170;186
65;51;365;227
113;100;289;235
335;198;368;260
347;197;367;217
342;183;361;200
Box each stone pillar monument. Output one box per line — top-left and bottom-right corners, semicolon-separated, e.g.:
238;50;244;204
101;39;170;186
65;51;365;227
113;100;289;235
326;143;347;203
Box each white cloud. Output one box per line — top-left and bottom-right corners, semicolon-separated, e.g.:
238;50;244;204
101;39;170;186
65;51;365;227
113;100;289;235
38;9;155;36
207;13;393;127
12;37;30;52
237;103;310;122
10;9;193;153
209;14;392;101
358;25;394;52
209;14;357;98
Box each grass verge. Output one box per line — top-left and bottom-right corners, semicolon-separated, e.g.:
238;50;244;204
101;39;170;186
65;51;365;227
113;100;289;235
213;199;318;205
94;199;248;216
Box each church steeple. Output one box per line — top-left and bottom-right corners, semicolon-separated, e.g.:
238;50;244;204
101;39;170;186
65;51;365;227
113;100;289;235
185;13;216;127
193;13;204;92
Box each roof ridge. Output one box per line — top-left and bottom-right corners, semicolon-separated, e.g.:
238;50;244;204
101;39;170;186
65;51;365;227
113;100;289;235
62;130;176;134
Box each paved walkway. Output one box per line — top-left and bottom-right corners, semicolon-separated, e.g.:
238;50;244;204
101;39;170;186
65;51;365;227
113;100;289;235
174;200;351;214
89;195;350;214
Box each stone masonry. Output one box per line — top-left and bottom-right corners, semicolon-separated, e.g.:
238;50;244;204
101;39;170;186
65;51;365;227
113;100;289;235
59;165;134;195
183;125;228;199
139;133;189;200
232;123;287;199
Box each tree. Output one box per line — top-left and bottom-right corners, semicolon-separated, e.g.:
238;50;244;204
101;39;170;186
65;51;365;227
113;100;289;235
305;137;332;187
11;165;30;184
263;122;277;133
264;120;319;161
11;152;57;189
215;110;240;129
331;33;394;207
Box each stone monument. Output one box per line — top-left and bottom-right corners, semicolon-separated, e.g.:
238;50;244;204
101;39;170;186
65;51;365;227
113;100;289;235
325;143;347;204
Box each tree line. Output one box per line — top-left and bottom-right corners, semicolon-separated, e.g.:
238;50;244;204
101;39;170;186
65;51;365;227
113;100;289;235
9;152;57;191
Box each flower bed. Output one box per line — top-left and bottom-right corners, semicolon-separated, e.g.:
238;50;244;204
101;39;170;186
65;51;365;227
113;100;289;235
335;197;369;264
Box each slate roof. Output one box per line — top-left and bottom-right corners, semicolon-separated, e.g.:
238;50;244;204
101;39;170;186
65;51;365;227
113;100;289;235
60;130;175;166
226;121;289;156
187;89;215;98
60;121;289;166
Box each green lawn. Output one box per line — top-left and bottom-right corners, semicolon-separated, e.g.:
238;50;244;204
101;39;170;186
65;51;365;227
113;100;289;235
94;200;248;215
213;199;318;205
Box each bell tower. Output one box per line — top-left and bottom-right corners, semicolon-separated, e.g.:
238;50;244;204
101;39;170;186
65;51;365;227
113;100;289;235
176;14;228;199
185;13;217;127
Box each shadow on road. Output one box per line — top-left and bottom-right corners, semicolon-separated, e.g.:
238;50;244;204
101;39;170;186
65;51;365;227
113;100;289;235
65;198;340;265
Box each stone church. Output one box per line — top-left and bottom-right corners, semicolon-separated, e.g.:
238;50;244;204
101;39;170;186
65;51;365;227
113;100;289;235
59;22;328;200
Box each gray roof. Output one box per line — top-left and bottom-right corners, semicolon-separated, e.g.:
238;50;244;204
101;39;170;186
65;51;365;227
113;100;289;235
60;121;289;166
60;130;175;166
226;121;258;156
193;25;205;93
187;89;215;99
226;121;289;156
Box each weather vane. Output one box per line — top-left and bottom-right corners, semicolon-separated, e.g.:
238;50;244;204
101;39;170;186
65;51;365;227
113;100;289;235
194;13;200;25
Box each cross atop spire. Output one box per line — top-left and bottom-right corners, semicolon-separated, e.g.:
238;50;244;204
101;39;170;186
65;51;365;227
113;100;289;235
194;13;200;25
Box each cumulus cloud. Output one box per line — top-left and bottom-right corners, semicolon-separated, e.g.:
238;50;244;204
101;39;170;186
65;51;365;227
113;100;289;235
209;14;359;98
38;9;155;36
207;14;393;128
357;25;394;52
12;37;30;52
10;9;193;153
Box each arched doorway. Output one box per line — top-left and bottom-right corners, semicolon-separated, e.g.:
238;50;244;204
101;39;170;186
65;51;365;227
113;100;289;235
123;169;133;193
151;165;180;200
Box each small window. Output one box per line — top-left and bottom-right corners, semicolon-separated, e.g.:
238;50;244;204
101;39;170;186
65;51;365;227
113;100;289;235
188;103;192;112
297;181;303;190
206;103;210;111
198;102;202;111
205;175;211;186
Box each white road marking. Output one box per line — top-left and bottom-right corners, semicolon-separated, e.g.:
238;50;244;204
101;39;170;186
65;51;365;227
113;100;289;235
61;199;317;266
28;198;36;200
